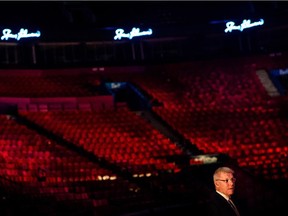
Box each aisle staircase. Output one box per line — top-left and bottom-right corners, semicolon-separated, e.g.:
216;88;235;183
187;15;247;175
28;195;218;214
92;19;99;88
256;69;280;97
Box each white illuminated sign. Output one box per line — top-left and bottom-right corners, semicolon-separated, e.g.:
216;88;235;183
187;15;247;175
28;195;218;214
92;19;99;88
114;27;152;40
279;69;288;75
111;83;121;89
224;19;264;33
1;28;41;41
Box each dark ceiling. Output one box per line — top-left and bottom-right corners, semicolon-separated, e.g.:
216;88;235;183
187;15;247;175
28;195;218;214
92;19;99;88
1;1;288;29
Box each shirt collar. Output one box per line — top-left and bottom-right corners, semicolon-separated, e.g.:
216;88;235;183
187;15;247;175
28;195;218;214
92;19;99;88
216;190;230;201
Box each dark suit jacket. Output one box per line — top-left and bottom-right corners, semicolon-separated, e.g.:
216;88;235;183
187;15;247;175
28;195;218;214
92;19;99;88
202;191;241;216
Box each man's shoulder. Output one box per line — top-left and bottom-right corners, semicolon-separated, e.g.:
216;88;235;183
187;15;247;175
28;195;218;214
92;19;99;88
208;191;228;203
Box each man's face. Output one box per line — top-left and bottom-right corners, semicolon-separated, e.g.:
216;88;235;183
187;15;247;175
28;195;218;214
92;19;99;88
215;172;236;197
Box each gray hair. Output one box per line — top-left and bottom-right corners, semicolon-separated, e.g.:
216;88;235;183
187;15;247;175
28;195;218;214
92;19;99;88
213;166;235;181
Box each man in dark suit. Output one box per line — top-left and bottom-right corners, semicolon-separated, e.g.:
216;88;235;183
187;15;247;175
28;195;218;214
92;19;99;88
203;166;241;216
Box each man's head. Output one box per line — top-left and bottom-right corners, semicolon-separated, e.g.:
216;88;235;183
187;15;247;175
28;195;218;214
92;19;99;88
213;166;236;198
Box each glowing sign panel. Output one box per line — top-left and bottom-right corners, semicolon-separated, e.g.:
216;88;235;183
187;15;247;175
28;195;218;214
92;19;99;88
114;27;152;40
224;19;264;33
1;28;41;41
279;69;288;75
